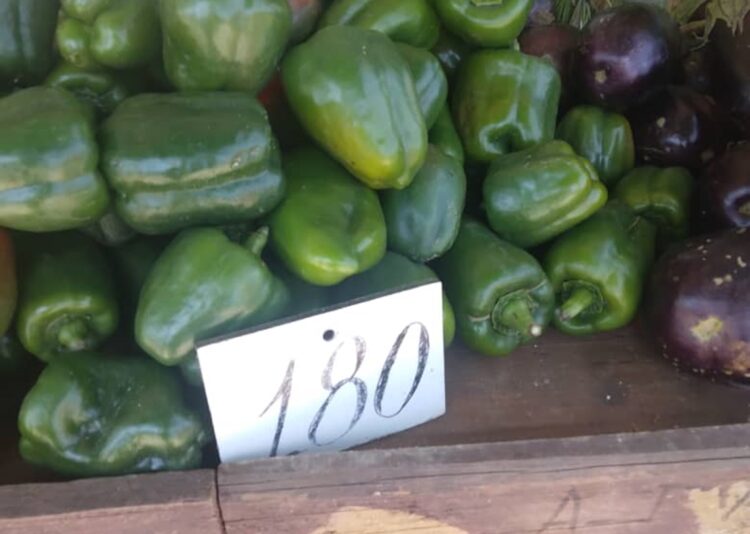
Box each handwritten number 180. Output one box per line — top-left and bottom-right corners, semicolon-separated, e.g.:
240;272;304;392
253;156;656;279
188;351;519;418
260;322;430;457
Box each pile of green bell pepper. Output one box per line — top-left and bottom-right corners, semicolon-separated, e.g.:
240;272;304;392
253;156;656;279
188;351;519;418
0;0;702;482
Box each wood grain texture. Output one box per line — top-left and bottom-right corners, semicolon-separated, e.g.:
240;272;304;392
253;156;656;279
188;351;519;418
0;469;223;534
364;321;750;450
218;425;750;534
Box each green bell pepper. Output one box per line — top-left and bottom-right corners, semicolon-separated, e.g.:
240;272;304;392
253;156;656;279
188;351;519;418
283;25;427;190
0;229;16;337
396;44;448;129
102;93;285;235
45;62;139;118
18;352;207;477
544;201;656;335
430;28;473;82
434;219;554;356
319;0;440;49
433;0;533;48
334;252;456;346
0;0;59;89
430;105;465;166
15;232;119;362
614;166;694;246
453;49;561;163
556;105;635;187
382;146;466;262
136;227;284;367
0;87;109;232
160;0;292;94
484;140;608;249
289;0;325;44
268;147;386;286
57;0;161;70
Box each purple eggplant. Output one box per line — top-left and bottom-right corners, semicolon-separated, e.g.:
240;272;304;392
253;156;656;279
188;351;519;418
577;4;680;110
647;227;750;380
709;15;750;138
701;141;750;229
681;47;712;94
519;24;580;110
628;86;727;171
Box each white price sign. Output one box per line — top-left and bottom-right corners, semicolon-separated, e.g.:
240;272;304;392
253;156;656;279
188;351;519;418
197;282;446;464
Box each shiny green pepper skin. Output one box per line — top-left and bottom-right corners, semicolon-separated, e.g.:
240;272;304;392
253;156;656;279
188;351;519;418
269;147;387;286
45;62;139;118
334;252;456;346
0;0;59;89
484;140;608;248
556;105;635;187
160;0;292;94
544;201;656;335
18;352;207;477
382;146;466;262
136;227;284;367
430;28;473;82
15;232;119;362
433;0;533;48
102;93;285;235
614;166;694;246
396;44;447;129
319;0;440;48
283;25;427;190
429;105;465;165
453;49;560;163
0;87;109;232
434;219;555;356
57;0;161;70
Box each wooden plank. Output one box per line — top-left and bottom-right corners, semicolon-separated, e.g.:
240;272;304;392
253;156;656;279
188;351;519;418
0;470;224;534
218;425;750;534
364;321;750;450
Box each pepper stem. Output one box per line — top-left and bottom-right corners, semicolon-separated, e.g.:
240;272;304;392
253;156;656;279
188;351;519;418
244;226;269;256
58;319;90;351
559;287;596;322
492;297;542;338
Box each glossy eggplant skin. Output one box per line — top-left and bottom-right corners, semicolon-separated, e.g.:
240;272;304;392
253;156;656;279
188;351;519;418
577;4;680;110
701;142;750;229
628;86;726;171
647;227;750;380
518;24;579;110
709;16;750;138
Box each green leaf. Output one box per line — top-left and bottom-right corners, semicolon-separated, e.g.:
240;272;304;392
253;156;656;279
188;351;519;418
704;0;749;35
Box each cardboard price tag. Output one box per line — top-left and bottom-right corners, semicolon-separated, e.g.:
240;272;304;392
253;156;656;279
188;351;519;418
197;282;446;464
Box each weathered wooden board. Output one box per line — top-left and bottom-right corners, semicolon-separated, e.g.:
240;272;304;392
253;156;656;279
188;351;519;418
0;469;223;534
218;425;750;534
366;322;750;450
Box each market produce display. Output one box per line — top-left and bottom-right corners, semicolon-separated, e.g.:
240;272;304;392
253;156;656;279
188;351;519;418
0;0;747;479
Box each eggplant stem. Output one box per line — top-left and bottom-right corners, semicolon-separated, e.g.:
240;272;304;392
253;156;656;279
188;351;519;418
559;287;595;321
